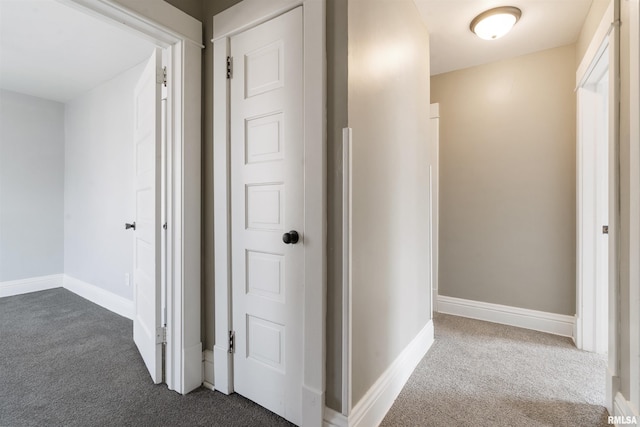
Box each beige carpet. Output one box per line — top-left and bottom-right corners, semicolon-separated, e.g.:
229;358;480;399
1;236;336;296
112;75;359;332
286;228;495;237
381;313;609;427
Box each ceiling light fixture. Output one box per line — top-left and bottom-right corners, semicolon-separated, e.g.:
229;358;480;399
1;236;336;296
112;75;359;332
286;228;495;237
470;6;522;40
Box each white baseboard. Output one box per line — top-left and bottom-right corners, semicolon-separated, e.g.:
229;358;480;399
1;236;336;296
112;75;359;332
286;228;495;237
63;275;134;319
302;386;325;427
183;342;203;394
437;295;575;338
203;349;214;387
0;274;63;298
321;323;436;427
213;344;232;394
323;407;348;427
348;320;434;427
613;392;639;426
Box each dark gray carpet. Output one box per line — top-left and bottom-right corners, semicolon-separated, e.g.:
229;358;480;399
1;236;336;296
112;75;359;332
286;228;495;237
381;313;609;427
1;290;610;427
0;288;293;427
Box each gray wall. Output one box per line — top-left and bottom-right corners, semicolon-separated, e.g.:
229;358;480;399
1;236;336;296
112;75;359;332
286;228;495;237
0;90;65;281
325;0;349;411
63;62;146;299
348;0;432;405
432;45;577;316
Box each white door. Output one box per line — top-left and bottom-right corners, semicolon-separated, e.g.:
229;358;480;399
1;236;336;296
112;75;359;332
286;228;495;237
230;7;303;424
133;48;163;383
593;67;609;354
577;44;610;354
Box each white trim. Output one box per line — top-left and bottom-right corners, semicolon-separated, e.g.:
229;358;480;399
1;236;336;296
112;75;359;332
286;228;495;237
61;0;202;47
0;274;63;298
576;77;610;354
577;1;615;87
62;275;134;319
212;0;303;41
342;128;353;416
429;103;440;118
613;392;640;426
437;295;575;338
212;1;326;424
429;103;440;315
348;320;434;427
323;407;348;427
212;344;232;394
183;342;203;393
575;0;618;356
607;0;621;405
628;0;640;412
68;0;202;395
203;349;215;390
301;2;326;423
212;33;233;396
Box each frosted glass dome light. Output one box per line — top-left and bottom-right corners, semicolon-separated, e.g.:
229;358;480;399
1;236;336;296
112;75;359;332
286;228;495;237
470;7;522;40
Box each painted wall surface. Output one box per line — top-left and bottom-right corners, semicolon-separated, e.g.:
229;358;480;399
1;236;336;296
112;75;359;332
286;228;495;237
325;0;349;411
432;45;577;315
0;90;65;281
63;61;146;300
576;0;612;64
348;0;431;405
165;0;203;21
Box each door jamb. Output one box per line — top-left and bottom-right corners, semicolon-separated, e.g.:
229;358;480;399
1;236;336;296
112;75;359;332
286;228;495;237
67;0;203;395
628;0;640;412
575;0;620;411
212;0;327;424
576;42;610;354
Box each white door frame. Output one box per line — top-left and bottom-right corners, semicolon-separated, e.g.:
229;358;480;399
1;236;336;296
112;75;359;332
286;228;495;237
212;0;326;424
576;0;620;409
576;39;610;355
628;0;640;413
66;0;203;395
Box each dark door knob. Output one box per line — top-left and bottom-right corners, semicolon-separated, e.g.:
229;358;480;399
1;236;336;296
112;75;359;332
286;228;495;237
125;222;136;231
282;230;299;244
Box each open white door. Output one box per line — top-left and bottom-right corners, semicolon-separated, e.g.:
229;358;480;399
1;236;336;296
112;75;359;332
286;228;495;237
230;7;304;424
133;48;163;383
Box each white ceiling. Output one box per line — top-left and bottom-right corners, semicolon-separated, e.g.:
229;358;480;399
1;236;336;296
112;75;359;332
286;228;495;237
0;0;596;99
0;0;156;103
414;0;594;75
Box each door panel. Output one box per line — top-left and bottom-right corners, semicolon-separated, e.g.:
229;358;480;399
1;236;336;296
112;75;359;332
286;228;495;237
230;7;303;424
133;48;162;383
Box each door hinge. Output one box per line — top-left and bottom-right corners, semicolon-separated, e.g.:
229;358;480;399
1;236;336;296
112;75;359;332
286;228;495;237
603;225;609;234
163;222;167;230
157;66;167;86
228;330;235;353
156;326;167;344
226;56;233;79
